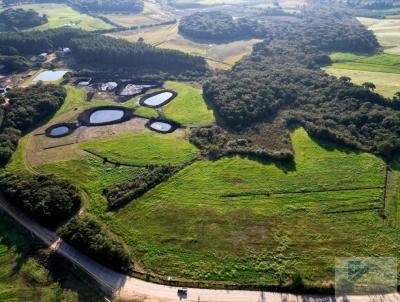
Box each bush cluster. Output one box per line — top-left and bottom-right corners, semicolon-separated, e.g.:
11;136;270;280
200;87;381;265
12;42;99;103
106;166;179;210
58;216;131;272
0;173;81;227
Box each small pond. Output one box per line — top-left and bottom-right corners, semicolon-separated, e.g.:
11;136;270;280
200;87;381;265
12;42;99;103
142;91;175;107
49;126;70;137
89;109;125;124
149;121;173;133
34;70;68;82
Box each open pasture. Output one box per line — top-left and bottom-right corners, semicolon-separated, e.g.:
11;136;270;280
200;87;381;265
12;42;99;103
108;128;396;285
324;67;400;98
358;17;400;55
8;3;112;31
110;23;261;69
101;1;175;27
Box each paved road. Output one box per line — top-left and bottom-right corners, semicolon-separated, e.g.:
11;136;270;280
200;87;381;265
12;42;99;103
0;194;399;302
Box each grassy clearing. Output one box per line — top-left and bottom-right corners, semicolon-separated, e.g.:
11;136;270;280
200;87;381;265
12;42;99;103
10;3;112;31
37;155;146;217
358;17;400;55
328;52;400;74
162;81;215;126
80;130;198;166
0;214;103;301
110;23;260;68
109;128;395;285
101;1;174;27
324;67;400;98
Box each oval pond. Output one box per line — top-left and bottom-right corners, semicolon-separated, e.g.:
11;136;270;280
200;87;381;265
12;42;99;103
49;126;70;137
149;121;173;132
89;109;125;124
143;92;174;107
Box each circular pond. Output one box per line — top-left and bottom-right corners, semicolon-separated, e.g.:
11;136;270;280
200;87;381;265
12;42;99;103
78;106;134;126
45;123;76;138
139;90;177;108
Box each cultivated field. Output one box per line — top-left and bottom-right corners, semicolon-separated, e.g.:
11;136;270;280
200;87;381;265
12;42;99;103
101;0;175;27
358;17;400;55
108;128;396;285
110;23;261;69
8;3;112;31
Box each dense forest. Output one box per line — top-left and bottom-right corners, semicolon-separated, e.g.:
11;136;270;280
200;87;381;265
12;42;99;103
0;28;208;76
179;11;265;42
58;217;131;272
0;55;33;73
0;8;47;31
201;8;400;159
0;173;81;227
2;0;144;13
0;83;66;166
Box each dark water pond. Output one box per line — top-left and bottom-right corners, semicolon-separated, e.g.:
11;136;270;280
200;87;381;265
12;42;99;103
143;92;174;107
89;109;124;124
149;121;173;132
49;126;70;136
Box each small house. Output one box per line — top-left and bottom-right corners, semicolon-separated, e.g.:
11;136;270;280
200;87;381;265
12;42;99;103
38;53;48;62
63;48;71;54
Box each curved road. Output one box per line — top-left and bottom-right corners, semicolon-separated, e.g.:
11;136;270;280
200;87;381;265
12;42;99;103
0;194;399;302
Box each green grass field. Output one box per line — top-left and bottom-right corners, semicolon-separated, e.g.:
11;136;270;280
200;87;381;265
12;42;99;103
162;81;215;126
324;67;400;98
9;3;112;31
328;52;400;74
325;52;400;97
107;128;397;285
80;130;198;166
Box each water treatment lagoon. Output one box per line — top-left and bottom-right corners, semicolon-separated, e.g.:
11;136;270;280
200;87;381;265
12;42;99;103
89;109;125;124
34;70;68;82
140;91;176;108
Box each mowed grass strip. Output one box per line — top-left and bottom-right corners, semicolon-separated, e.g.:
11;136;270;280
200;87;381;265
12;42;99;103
162;81;215;126
79;130;198;166
328;52;400;74
109;128;392;285
11;3;112;31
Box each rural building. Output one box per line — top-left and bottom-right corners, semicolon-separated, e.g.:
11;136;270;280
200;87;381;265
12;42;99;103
63;48;71;54
38;53;48;61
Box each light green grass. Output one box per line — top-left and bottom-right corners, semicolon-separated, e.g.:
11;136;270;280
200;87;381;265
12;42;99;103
11;3;112;31
162;81;215;126
80;130;198;166
358;17;400;55
134;106;159;118
109;128;396;285
37;155;146;217
329;52;400;74
324;67;400;98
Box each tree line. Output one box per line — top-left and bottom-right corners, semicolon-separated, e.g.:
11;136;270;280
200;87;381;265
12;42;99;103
0;83;66;166
0;8;47;31
201;7;400;159
0;173;81;227
2;0;144;14
179;11;266;43
0;28;208;77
